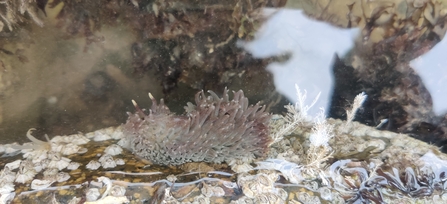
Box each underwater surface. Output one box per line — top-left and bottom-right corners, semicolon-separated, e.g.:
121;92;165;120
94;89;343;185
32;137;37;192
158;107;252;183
1;0;447;203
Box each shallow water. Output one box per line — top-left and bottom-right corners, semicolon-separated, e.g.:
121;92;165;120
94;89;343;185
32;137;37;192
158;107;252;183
1;0;447;203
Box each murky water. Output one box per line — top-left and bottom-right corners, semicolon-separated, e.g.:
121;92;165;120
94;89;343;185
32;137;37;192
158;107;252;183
1;0;447;203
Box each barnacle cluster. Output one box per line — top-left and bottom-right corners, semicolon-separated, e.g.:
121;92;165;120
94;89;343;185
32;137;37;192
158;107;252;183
122;88;272;166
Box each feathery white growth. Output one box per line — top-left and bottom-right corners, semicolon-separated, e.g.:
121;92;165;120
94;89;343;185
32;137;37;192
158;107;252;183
270;84;320;145
294;84;321;121
346;92;367;123
309;108;334;147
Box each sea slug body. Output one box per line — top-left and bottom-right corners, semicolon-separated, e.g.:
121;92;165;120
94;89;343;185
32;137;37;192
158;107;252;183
122;88;272;165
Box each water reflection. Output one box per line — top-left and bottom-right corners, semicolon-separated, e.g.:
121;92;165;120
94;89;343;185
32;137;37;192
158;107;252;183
243;9;358;117
411;37;447;115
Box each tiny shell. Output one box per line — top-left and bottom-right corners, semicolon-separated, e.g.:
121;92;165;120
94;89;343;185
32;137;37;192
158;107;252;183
56;172;70;182
104;144;123;156
86;160;101;170
86;188;101;201
31;179;54;190
67;162;81;170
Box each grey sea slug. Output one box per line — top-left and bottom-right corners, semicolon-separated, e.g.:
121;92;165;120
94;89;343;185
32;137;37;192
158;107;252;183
123;88;272;165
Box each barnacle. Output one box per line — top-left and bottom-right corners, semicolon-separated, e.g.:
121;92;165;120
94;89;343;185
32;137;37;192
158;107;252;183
115;158;125;165
47;153;71;170
67;162;81;170
86;160;101;170
104;144;122;156
99;154;117;169
123;88;271;166
56;172;70;182
14;160;36;184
